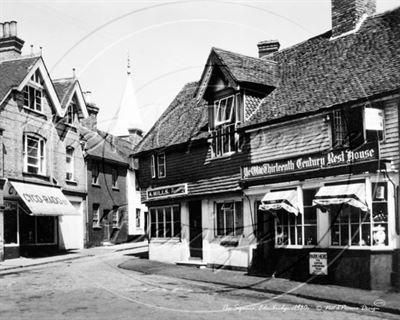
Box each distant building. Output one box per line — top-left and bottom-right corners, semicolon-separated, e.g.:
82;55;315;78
132;0;400;290
80;60;146;247
0;21;89;260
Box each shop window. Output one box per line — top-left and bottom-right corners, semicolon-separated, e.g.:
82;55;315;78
275;189;317;246
215;201;243;236
330;182;388;247
150;153;166;178
111;167;118;189
92;203;101;228
92;161;100;185
4;202;18;245
149;205;180;238
66;147;74;181
210;95;240;158
19;212;56;245
23;133;46;175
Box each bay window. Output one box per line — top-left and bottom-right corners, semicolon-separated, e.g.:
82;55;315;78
23;133;46;175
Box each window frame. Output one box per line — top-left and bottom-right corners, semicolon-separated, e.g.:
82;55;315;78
92;203;101;229
23;70;44;113
23;133;46;175
149;205;181;239
111;167;118;189
215;200;243;237
91;161;100;185
65;146;74;181
150;153;166;179
211;94;241;158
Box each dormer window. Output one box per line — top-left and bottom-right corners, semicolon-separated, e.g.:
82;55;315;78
66;101;79;125
23;70;43;112
210;94;240;157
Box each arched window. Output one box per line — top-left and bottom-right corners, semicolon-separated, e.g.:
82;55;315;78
66;147;74;180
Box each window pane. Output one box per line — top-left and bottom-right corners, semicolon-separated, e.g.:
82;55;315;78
173;206;181;237
361;223;371;246
331;224;340;246
157;208;164;238
150;209;157;238
4;208;18;244
303;189;316;206
36;216;55;243
372;203;388;222
289;226;296;245
304;226;317;245
235;202;243;235
225;208;234;235
296;226;303;245
216;203;224;236
340;224;349;246
351;224;360;245
165;207;172;238
19;212;36;244
373;223;388;246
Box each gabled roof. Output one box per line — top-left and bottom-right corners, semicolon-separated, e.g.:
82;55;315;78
53;77;89;118
0;56;39;106
196;47;278;101
80;125;129;165
246;6;400;126
133;82;208;155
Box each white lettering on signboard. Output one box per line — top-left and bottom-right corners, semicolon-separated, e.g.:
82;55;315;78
309;252;328;275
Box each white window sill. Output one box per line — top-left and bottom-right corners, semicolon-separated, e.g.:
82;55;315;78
22;106;46;117
150;238;181;243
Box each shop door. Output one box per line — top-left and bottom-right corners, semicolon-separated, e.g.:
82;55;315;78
256;201;276;275
102;210;112;244
189;201;202;259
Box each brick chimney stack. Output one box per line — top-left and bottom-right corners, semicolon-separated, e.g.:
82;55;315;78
331;0;376;38
0;21;24;61
257;40;280;59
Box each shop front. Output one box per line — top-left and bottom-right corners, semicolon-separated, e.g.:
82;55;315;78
3;181;79;259
243;143;399;290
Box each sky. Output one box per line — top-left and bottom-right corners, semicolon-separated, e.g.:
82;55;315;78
1;0;399;134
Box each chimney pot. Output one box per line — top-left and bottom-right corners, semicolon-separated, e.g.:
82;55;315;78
3;22;10;38
257;40;280;58
9;21;17;37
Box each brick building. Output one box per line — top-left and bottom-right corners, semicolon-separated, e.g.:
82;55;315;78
0;21;89;260
133;0;400;290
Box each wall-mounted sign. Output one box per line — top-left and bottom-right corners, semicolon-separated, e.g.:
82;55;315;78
147;184;188;200
309;252;328;275
242;142;379;180
364;108;384;131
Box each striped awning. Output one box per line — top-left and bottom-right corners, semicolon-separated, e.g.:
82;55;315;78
260;189;300;215
312;183;368;212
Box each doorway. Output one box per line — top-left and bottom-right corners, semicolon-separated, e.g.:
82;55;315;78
189;200;202;259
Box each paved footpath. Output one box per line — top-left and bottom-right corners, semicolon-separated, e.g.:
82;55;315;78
1;242;400;316
119;258;400;315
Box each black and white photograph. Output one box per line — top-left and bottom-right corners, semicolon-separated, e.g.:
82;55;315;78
0;0;400;319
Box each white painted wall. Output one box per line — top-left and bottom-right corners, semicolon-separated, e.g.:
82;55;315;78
127;169;147;235
58;196;85;249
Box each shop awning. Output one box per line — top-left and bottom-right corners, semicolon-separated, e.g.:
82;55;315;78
312;183;368;212
10;182;79;216
260;189;300;215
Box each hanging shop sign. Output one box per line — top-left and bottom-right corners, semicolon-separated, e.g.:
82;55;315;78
242;142;379;180
309;252;328;275
147;184;188;200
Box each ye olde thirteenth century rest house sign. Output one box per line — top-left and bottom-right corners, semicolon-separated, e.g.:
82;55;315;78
242;142;379;179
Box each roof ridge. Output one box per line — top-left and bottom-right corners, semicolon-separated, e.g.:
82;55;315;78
0;55;40;65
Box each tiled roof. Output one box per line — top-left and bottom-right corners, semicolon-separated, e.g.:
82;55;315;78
247;6;400;126
213;47;278;87
80;125;129;165
53;78;76;109
133;82;208;154
0;56;39;104
245;94;262;120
